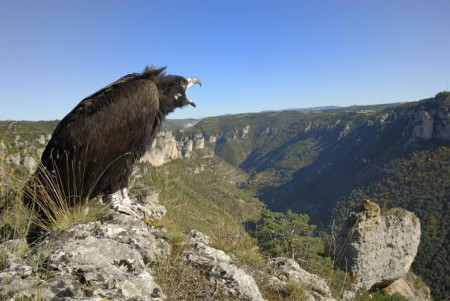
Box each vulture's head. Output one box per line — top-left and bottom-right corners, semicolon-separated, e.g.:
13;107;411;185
155;75;202;112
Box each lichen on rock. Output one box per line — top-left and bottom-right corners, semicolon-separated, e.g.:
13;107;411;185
335;200;421;290
269;257;335;301
184;230;265;301
1;208;169;301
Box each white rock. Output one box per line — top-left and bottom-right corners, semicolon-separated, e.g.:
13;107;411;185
412;111;434;140
141;131;180;166
5;153;20;165
184;230;265;301
193;133;205;149
36;135;46;145
384;271;432;301
336;200;421;290
1;211;169;301
22;155;37;173
270;257;334;301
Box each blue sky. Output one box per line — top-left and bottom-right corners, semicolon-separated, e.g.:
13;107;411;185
1;0;449;120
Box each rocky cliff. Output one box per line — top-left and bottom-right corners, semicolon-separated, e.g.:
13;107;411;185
1;130;205;171
140;131;205;166
411;92;450;141
1;133;50;174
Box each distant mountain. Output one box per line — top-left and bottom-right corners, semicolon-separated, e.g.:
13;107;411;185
260;105;342;113
164;118;199;130
292;105;342;111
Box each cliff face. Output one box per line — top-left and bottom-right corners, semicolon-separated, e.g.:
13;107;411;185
1;134;50;174
411;93;450;141
140;131;205;166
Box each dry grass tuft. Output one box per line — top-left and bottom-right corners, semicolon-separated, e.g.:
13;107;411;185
152;244;229;300
1;155;108;247
21;158;109;238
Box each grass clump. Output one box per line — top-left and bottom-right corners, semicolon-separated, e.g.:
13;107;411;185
152;244;228;300
283;281;308;300
355;290;407;301
1;156;108;246
20;157;111;242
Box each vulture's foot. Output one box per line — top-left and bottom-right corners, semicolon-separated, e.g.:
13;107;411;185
115;203;142;219
132;203;153;217
105;191;153;220
121;197;133;206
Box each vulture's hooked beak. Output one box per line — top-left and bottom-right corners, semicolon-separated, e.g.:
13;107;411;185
186;77;202;107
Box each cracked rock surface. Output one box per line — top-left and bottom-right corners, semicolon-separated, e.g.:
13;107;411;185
184;230;265;301
336;200;421;290
269;257;335;301
1;210;169;301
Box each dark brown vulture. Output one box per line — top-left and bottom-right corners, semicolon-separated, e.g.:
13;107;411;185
23;66;201;243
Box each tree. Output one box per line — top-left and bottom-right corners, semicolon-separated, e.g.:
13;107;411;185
252;208;323;263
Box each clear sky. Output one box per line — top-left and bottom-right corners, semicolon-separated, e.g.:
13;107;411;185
1;0;449;120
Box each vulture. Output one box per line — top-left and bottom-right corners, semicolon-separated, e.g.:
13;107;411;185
23;66;201;243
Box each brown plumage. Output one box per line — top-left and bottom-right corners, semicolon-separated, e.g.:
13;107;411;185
23;66;201;243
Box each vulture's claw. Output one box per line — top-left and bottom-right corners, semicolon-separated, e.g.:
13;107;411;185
115;204;142;219
134;204;154;217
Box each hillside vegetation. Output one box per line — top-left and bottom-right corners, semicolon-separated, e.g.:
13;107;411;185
1;136;365;300
131;148;263;242
191;92;450;299
333;147;450;299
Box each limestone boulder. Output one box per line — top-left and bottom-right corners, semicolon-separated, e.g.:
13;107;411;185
269;257;335;301
336;200;421;290
384;271;432;301
1;210;170;301
184;230;265;301
22;155;37;173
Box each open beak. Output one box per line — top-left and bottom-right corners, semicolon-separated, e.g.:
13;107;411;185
186;77;201;107
188;100;196;107
186;77;202;88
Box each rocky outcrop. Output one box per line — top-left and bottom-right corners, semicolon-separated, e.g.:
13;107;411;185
1;134;49;172
384;271;432;301
140;131;205;166
269;257;335;301
36;135;47;145
5;153;20;165
241;125;250;138
0;194;430;300
335;200;421;290
193;133;205;149
0;141;6;154
412;110;434;140
412;93;450;141
22;155;37;173
184;230;265;301
141;131;179;166
36;147;45;158
0;199;266;301
1;209;170;301
180;137;193;158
